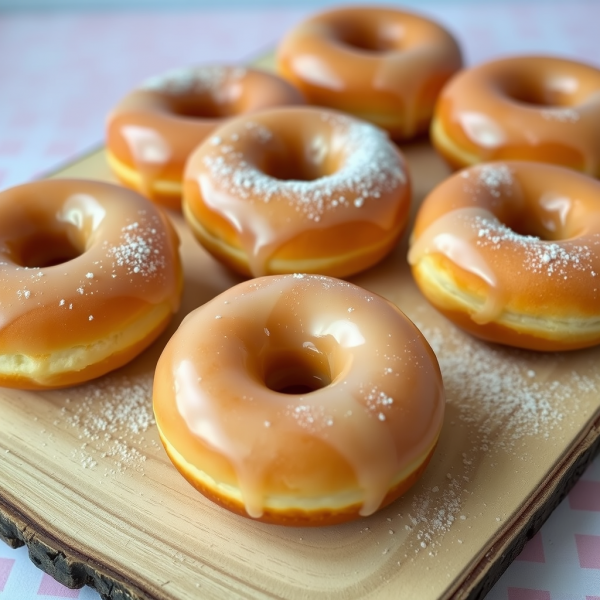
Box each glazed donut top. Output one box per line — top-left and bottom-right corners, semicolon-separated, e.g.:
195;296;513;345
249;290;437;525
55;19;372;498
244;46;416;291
0;179;180;354
277;5;462;138
106;65;305;188
156;274;444;519
184;106;409;277
433;56;600;175
409;162;600;326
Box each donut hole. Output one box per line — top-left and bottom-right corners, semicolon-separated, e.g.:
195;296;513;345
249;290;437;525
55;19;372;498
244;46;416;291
257;134;340;182
261;153;324;182
263;349;332;395
505;220;554;241
257;144;329;182
169;94;236;119
502;79;575;108
6;230;84;268
504;205;576;242
332;19;402;53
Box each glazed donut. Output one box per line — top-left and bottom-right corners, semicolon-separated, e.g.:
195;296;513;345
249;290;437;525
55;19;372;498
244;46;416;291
408;161;600;351
106;65;305;210
277;5;462;140
183;106;411;278
431;56;600;175
153;274;445;525
0;179;182;389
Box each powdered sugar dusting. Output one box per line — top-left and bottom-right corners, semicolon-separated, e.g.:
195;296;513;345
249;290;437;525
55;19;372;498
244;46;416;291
381;318;600;555
105;209;167;278
361;385;395;415
287;403;334;430
461;163;514;199
141;64;246;95
59;373;156;475
201;112;405;223
541;107;580;123
418;323;597;447
473;213;598;277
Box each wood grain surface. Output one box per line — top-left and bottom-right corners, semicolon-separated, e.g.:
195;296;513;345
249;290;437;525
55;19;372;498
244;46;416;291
1;139;600;600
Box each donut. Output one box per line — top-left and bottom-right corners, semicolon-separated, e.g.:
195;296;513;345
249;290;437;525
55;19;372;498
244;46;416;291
0;179;183;389
183;106;411;278
106;65;305;210
408;161;600;351
431;56;600;175
277;6;462;140
153;274;445;525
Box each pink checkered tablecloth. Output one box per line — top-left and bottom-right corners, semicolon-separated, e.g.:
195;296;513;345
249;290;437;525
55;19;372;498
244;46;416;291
1;2;599;599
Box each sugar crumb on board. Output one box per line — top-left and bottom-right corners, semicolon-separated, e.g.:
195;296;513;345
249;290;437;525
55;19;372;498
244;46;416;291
55;372;156;475
418;321;598;449
356;317;600;560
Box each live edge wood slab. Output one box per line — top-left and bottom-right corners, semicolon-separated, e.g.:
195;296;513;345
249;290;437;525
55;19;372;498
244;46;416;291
2;131;600;600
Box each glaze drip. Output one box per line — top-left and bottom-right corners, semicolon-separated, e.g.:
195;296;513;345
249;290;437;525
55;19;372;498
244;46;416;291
169;275;444;518
191;110;409;276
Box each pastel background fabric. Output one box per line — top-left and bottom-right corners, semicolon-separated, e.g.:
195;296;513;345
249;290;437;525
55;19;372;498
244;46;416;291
0;1;599;598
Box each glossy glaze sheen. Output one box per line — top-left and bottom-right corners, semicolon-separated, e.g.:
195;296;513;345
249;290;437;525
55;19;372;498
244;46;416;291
183;106;411;278
277;5;462;140
0;179;182;387
153;275;445;525
432;56;600;176
106;66;305;208
409;162;600;350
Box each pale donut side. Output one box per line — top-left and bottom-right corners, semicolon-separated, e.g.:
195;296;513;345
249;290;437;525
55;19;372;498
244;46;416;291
409;162;600;351
153;275;445;526
277;5;462;140
0;179;183;388
183;106;411;278
106;65;305;209
431;56;600;175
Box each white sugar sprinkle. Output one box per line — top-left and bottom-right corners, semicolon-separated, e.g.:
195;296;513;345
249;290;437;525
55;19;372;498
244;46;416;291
141;65;247;95
395;315;600;555
201;113;405;223
462;164;514;199
541;107;580;123
57;373;155;474
473;213;597;278
416;321;597;449
107;213;167;277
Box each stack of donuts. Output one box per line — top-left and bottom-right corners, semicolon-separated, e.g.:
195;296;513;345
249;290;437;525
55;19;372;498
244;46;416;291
4;4;600;525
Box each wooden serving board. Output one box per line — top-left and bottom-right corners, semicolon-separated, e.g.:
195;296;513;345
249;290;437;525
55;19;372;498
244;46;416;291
1;139;600;600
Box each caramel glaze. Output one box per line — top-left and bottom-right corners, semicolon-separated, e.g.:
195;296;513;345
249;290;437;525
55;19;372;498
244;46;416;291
277;6;462;140
0;179;182;388
183;106;411;278
106;66;305;209
409;162;600;351
431;56;600;176
153;275;445;525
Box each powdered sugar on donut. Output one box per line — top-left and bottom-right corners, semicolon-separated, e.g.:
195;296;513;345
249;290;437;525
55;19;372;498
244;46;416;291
201;113;406;223
105;210;168;279
541;107;580;123
461;163;514;199
190;110;409;276
141;65;247;95
473;213;599;278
